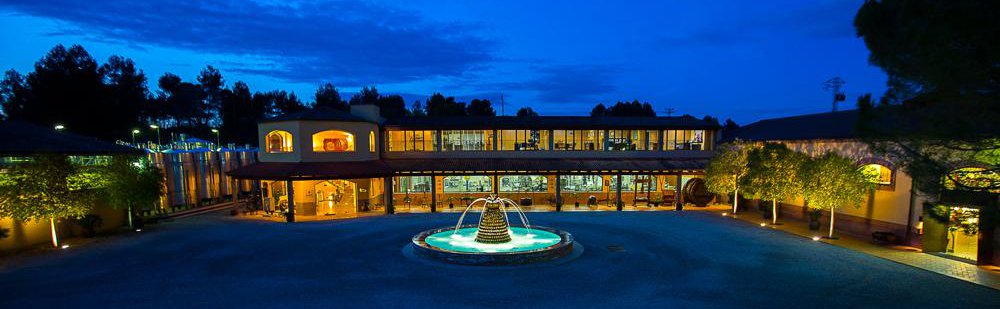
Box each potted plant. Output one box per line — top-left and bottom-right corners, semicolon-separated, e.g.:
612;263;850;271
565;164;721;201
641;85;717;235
807;209;822;230
651;197;662;207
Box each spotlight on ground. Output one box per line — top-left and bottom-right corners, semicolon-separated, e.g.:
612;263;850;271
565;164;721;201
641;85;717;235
812;236;821;241
721;212;728;216
60;245;69;249
135;229;142;232
759;222;767;227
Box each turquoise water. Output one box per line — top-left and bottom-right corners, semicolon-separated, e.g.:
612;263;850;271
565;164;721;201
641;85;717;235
423;227;562;253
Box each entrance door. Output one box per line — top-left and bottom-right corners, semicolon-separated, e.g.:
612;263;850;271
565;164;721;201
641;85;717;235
314;180;357;218
945;206;980;262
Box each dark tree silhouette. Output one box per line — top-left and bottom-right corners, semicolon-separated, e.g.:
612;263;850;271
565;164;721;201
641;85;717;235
425;93;466;117
516;107;538;117
590;103;607;117
314;83;346;111
591;100;656;117
98;55;148;140
196;65;224;127
377;94;409;118
410;100;426;117
855;0;1000;194
723;118;739;131
220;81;262;145
466;99;496;116
349;86;380;106
156;72;207;130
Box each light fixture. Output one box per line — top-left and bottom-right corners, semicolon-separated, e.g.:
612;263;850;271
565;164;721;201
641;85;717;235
211;129;219;133
812;236;821;241
54;124;65;131
60;244;69;249
149;124;159;129
760;222;767;227
132;129;140;134
135;228;142;232
721;212;728;216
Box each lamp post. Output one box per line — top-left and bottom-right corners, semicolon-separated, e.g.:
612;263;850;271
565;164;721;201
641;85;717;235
211;129;220;147
149;124;161;146
54;124;65;131
131;129;140;144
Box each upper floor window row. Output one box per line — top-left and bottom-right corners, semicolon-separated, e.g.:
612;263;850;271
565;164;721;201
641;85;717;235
386;129;711;152
265;129;366;154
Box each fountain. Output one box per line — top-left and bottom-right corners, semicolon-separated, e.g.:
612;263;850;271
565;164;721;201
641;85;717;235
410;196;575;265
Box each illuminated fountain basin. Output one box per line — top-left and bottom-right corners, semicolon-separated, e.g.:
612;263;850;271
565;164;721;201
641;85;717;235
411;196;574;265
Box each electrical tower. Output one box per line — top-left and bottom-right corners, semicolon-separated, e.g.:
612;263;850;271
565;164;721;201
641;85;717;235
823;77;846;112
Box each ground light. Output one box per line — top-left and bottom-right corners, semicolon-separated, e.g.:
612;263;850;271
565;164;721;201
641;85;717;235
721;212;728;216
135;229;142;232
760;222;767;227
812;236;821;241
60;245;69;249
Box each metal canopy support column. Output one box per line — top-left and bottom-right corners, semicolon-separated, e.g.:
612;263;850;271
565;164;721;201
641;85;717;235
675;174;684;210
555;174;562;212
492;173;499;195
616;173;623;211
384;177;394;214
430;175;437;213
285;180;295;222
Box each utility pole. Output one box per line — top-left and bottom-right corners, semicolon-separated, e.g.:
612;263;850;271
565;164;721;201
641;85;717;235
664;107;676;117
823;77;846;112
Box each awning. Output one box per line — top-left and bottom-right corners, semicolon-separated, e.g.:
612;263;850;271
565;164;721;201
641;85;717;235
228;158;708;180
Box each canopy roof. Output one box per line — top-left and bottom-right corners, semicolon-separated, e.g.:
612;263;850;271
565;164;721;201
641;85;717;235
0;121;142;156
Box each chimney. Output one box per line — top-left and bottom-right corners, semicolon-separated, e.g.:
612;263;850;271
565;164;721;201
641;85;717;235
350;103;382;122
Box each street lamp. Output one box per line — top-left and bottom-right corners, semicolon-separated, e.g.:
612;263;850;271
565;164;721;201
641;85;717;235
131;129;140;144
149;124;161;146
211;128;220;147
54;124;65;131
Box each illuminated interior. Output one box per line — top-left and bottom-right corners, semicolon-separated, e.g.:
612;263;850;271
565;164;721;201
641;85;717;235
860;164;893;185
311;130;355;152
265;130;294;153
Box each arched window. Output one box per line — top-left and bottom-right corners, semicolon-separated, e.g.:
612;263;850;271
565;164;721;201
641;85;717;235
860;164;893;189
312;130;355;152
265;130;294;153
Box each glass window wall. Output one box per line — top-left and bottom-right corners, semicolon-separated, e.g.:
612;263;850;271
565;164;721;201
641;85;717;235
441;130;494;151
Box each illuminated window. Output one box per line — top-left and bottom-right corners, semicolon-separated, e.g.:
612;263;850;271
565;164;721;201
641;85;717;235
442;176;492;192
860;164;892;185
369;131;375;153
499;175;548;192
441;130;494;151
311;130;355;152
944;167;1000;193
560;175;604;191
552;130;603;151
664;130;705;150
499;130;548;150
265;130;294;153
610;175;658;192
387;130;436;151
394;176;432;193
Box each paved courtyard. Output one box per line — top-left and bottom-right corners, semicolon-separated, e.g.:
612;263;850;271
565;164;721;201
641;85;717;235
1;211;998;308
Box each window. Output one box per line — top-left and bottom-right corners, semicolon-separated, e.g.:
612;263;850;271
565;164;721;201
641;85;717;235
265;130;293;153
394;176;432;193
664;130;705;150
606;130;649;151
552;130;603;151
441;130;494;151
645;130;660;151
442;176;492;192
610;175;657;191
499;175;548;192
369;131;375;153
311;130;355;152
560;175;604;192
499;130;549;150
860;164;893;186
387;130;436;151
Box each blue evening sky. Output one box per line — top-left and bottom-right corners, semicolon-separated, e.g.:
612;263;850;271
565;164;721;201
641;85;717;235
0;0;886;124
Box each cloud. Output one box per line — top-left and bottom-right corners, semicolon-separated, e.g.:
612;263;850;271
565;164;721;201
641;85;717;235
0;0;493;86
657;1;859;48
488;65;619;104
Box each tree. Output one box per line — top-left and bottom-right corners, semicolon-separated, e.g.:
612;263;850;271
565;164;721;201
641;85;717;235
410;100;426;117
800;153;876;238
705;140;755;214
742;143;806;224
104;157;165;229
197;65;224;127
377;94;409;118
590;103;607;117
0;70;29;120
220;81;260;145
424;93;466;117
314;83;346;111
99;55;148;139
466;99;496;116
0;155;96;247
855;0;1000;195
348;86;380;106
516;107;539;117
156;72;207;131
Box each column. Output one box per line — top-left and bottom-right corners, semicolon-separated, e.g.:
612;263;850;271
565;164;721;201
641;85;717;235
675;174;684;209
430;175;437;213
285;180;295;222
555;174;562;212
383;177;394;214
492;174;499;195
616;173;623;211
